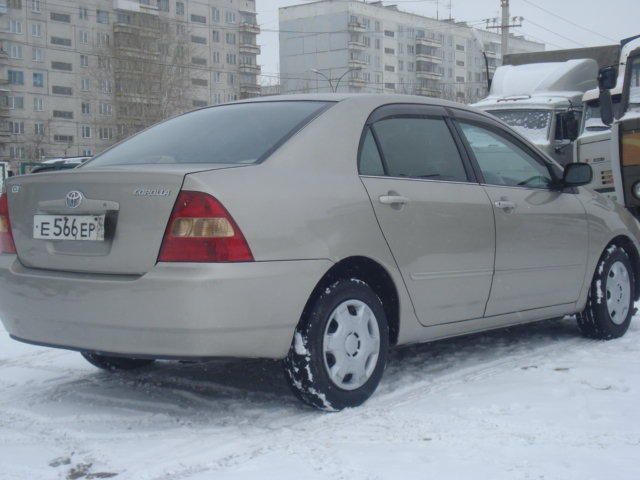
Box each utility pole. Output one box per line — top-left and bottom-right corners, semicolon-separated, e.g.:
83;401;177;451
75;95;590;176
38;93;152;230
485;1;523;61
501;0;509;59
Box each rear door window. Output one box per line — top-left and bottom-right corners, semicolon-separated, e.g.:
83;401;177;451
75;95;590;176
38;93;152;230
371;117;468;182
359;128;385;176
85;101;332;167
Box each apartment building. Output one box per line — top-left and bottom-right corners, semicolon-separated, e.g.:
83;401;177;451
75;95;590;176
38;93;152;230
0;0;261;168
280;0;544;101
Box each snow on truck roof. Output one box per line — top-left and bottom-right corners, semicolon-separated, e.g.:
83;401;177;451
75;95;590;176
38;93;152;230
473;59;598;109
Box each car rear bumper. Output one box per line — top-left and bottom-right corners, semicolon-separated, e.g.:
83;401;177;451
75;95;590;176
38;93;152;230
0;256;332;359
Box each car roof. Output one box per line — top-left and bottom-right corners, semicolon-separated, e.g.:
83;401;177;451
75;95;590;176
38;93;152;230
230;93;483;113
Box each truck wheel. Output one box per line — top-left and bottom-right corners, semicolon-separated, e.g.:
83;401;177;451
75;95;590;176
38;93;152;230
283;278;389;411
81;352;155;371
577;244;636;339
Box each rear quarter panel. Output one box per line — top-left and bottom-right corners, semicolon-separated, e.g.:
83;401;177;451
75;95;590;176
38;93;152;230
184;97;425;344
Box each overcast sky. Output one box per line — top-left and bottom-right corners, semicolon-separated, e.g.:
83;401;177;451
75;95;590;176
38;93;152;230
256;0;640;83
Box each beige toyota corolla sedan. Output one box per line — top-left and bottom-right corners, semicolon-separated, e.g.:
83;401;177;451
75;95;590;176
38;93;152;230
1;94;639;411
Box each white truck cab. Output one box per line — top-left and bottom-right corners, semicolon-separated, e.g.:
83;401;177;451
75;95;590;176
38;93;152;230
596;35;640;218
472;59;598;166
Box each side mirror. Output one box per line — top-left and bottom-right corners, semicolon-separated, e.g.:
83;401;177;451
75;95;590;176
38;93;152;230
598;66;617;90
599;89;614;126
563;162;593;187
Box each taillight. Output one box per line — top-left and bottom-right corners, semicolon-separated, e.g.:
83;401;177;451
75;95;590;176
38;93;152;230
158;191;253;262
0;193;16;254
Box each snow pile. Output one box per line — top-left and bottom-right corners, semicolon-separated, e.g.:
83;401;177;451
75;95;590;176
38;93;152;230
1;313;639;480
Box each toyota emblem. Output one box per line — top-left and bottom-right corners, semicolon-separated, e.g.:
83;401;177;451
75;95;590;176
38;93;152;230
65;191;83;209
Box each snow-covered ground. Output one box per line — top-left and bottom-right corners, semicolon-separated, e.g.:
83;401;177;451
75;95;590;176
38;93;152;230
1;314;639;480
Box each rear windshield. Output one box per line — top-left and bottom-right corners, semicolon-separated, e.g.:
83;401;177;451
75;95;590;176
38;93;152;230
85;101;331;167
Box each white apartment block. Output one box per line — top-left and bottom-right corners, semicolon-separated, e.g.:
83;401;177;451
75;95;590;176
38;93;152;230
280;0;544;101
0;0;261;168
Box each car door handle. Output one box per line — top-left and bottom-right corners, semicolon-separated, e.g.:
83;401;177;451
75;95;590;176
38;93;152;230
494;200;516;211
379;195;410;205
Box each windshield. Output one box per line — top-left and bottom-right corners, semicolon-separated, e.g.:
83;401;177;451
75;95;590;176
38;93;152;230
486;110;552;143
582;96;623;132
86;101;331;167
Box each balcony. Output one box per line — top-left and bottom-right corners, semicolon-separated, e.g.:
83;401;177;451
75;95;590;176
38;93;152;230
348;40;367;50
113;0;159;15
416;53;442;64
240;43;261;55
348;77;366;88
239;21;260;35
348;21;366;32
416;37;442;48
348;58;367;69
240;83;260;97
239;64;261;75
416;70;442;80
416;86;441;97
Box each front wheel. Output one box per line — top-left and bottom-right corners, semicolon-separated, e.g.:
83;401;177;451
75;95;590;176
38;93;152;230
81;352;155;371
577;244;636;339
283;278;389;411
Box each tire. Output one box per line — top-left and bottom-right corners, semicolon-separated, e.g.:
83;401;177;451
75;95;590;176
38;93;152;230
81;352;155;372
283;278;389;411
577;244;636;339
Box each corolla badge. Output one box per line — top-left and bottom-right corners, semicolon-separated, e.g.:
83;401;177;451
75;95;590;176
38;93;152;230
65;190;84;208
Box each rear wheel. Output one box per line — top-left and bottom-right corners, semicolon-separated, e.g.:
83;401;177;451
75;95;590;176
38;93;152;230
577;244;636;339
283;278;389;411
81;352;155;371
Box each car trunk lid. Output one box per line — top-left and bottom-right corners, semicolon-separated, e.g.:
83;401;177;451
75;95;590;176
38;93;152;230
6;164;247;274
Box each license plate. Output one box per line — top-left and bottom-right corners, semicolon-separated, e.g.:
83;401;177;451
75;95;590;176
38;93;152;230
33;215;105;241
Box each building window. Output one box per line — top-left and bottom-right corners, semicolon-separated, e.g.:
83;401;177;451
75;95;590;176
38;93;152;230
51;36;72;47
30;22;42;37
52;61;72;71
8;70;24;85
193;100;207;108
212;51;220;64
384;48;394;55
9;96;24;109
31;0;41;12
456;76;465;83
10;121;25;135
82;102;91;115
176;2;185;15
96;10;109;24
191;35;207;45
158;0;169;12
33;72;44;87
52;86;73;95
101;80;113;93
385;82;395;89
456;44;465;51
79;7;89;20
192;57;207;66
35;122;45;135
375;39;381;49
384;30;394;37
398;60;404;71
385;65;395;72
212;30;220;42
212;7;220;22
226;53;236;65
99;128;113;141
225;33;236;44
97;33;110;46
82;78;91;91
54;135;74;143
82;149;93;156
225;11;235;24
456;60;465;67
191;14;206;24
81;126;92;139
228;73;235;85
9;20;23;34
32;47;43;62
192;78;208;87
51;12;71;23
99;103;112;116
80;30;89;44
9;44;23;59
80;54;89;67
53;110;73;119
33;97;44;111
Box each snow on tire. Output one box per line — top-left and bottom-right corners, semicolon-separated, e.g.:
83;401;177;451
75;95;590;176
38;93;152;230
577;244;636;340
283;278;389;411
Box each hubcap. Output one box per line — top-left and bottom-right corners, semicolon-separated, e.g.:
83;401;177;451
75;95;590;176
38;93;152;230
322;299;381;391
606;261;631;325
